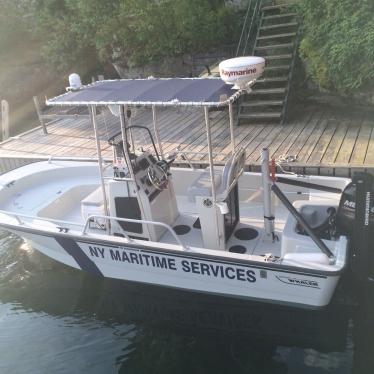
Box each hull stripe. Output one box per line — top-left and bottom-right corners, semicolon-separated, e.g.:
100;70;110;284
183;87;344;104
55;236;103;277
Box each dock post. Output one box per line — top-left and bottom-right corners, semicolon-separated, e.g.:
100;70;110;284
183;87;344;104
1;100;9;141
33;96;48;135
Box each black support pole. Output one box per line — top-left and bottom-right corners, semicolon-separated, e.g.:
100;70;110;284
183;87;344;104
276;176;342;194
271;183;335;259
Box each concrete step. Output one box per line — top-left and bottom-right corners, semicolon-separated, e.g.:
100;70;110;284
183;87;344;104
257;32;297;40
241;100;284;107
255;42;294;50
239;112;282;119
260;22;298;31
263;13;297;20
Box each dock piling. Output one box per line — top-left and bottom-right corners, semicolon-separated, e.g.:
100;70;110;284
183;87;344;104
1;100;9;141
33;96;48;135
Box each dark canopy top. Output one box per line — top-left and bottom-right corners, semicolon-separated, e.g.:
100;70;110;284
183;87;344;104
46;78;241;107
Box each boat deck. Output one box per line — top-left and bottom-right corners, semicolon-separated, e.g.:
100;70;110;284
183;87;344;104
0;103;373;177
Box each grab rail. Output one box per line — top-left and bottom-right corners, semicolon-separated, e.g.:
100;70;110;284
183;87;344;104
0;209;84;228
82;214;186;249
0;210;186;250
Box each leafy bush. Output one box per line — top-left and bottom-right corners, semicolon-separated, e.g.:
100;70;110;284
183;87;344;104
297;0;374;94
0;1;33;51
34;0;239;72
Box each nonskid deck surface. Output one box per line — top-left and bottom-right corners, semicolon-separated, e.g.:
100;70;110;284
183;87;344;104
161;207;285;257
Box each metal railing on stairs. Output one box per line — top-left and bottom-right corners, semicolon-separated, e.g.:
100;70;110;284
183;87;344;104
236;1;300;126
235;0;263;57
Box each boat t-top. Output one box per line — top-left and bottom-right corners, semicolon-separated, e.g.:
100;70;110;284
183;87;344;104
0;57;372;308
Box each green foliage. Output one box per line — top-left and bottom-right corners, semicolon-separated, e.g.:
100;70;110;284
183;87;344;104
33;0;239;72
0;1;33;51
297;0;374;94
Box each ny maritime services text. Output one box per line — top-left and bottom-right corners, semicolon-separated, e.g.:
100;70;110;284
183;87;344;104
88;246;257;283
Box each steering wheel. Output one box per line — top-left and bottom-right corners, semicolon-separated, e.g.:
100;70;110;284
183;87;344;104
147;163;169;190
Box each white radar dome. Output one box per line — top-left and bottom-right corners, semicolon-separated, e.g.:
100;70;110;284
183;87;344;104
67;73;82;91
219;56;265;89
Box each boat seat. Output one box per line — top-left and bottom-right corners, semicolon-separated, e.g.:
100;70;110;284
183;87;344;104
81;186;103;207
81;186;105;224
187;148;246;203
187;167;223;202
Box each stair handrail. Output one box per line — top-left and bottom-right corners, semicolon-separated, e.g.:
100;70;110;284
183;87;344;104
281;21;301;125
235;0;263;57
235;0;253;57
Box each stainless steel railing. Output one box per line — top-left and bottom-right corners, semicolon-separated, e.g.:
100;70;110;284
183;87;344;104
0;209;186;250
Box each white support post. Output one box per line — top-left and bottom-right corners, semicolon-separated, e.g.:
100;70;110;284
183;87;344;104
119;106;136;182
1;100;9;141
152;105;164;158
33;96;48;135
89;106;109;227
261;148;275;238
204;107;216;205
228;102;235;154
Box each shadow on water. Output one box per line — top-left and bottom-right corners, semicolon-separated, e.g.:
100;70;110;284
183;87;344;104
0;231;373;373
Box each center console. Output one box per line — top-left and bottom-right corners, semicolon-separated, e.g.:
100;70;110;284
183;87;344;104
108;152;179;241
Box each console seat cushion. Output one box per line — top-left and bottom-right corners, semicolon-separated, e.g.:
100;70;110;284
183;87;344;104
187;167;223;202
81;186;105;224
81;186;103;207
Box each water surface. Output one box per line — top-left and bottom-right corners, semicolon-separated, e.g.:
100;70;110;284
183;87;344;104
0;231;373;374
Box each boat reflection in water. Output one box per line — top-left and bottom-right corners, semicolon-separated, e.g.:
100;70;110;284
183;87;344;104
3;237;374;374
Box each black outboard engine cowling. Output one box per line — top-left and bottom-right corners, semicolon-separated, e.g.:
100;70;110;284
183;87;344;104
336;172;374;281
337;179;374;235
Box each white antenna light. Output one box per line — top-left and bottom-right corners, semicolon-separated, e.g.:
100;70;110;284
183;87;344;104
67;73;82;91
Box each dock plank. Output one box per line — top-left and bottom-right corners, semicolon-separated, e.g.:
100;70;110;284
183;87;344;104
286;110;324;162
350;113;373;164
320;116;351;165
0;103;372;176
335;113;363;164
307;115;338;165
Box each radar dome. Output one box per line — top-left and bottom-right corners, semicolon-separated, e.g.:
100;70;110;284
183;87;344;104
219;56;265;89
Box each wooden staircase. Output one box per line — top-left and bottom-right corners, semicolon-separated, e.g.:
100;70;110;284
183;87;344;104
237;3;300;126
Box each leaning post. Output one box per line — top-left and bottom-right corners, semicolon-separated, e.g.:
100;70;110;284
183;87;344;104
1;100;9;141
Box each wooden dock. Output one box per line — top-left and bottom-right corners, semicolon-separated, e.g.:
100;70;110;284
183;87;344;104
0;102;373;177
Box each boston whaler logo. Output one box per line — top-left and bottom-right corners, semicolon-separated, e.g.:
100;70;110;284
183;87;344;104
276;275;320;289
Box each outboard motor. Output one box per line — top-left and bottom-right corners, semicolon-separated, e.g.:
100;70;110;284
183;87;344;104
336;172;374;281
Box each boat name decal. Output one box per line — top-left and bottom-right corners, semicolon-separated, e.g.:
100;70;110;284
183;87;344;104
87;245;256;283
276;275;320;289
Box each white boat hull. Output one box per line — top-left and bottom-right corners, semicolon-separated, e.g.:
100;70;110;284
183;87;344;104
10;227;341;309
